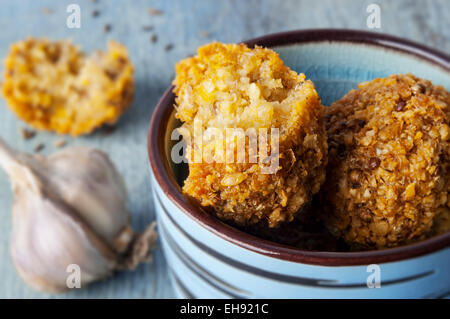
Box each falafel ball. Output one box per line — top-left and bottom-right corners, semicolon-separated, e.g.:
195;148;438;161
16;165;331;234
2;38;134;135
323;74;450;249
173;42;327;227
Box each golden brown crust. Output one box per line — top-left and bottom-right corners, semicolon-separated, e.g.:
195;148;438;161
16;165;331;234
323;74;450;249
2;38;134;136
173;42;327;227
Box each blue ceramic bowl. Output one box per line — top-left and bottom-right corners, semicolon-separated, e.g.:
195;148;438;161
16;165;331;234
148;29;450;298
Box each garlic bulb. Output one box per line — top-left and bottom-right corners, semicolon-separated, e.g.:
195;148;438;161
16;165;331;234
0;137;157;293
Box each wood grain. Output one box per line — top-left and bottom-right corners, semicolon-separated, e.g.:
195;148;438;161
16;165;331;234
0;0;448;298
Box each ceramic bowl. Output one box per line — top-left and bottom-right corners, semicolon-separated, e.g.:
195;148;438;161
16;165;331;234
148;29;450;298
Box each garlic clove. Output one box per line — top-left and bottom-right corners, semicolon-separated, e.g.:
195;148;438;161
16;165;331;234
0;137;158;293
34;147;131;250
11;186;117;293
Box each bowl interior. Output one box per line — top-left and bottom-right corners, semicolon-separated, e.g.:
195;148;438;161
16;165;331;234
151;30;450;265
274;42;450;106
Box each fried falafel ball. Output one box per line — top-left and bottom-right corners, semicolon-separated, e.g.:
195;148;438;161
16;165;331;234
323;74;450;249
2;38;134;135
173;42;327;227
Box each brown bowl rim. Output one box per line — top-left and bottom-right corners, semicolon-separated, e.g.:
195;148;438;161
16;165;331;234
147;29;450;266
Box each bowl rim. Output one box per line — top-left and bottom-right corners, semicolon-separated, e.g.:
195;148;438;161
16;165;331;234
147;29;450;266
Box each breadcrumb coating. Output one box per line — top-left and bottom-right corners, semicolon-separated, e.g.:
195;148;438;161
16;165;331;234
323;74;450;249
173;42;327;227
2;38;134;135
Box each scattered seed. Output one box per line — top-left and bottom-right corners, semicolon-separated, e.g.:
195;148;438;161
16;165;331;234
148;8;163;15
104;24;111;32
92;10;100;17
199;31;210;38
103;125;116;135
34;143;45;153
165;43;174;51
150;34;158;43
368;157;381;170
42;7;52;15
395;100;406;112
20;128;36;140
142;25;154;32
54;139;67;148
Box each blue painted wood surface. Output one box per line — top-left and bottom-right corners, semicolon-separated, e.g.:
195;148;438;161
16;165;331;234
0;0;448;298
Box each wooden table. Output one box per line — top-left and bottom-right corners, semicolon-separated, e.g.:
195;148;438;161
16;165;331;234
0;0;448;298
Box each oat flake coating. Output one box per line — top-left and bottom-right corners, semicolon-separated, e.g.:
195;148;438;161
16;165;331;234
2;38;134;135
323;74;450;249
173;42;327;227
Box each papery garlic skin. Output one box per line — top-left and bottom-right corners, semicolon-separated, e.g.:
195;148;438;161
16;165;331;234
0;138;157;293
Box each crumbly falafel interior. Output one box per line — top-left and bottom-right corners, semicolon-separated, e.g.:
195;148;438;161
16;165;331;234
2;38;134;135
173;43;327;227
